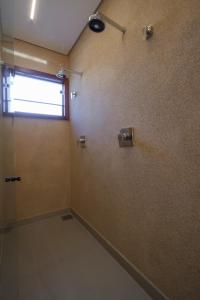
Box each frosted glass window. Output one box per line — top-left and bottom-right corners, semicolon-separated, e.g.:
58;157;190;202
3;67;68;119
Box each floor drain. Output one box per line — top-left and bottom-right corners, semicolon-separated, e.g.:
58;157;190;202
61;214;73;221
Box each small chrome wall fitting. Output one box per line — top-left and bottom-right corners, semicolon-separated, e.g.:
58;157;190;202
77;136;87;148
118;128;134;147
143;25;153;40
71;91;78;100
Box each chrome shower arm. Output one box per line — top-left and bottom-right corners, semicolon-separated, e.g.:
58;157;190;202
98;12;126;33
64;68;83;76
57;67;83;79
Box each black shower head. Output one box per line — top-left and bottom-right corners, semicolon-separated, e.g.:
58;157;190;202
88;12;126;34
88;14;105;33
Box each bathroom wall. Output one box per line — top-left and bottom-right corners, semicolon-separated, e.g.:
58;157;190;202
0;98;3;227
0;103;3;262
0;29;3;227
1;36;17;225
4;39;71;221
69;1;200;299
13;39;68;74
14;118;71;220
0;16;5;264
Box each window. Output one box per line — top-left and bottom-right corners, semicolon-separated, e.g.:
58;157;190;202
2;66;69;119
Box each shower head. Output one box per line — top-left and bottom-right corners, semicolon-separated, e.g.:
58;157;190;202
88;12;126;34
88;14;105;33
56;68;83;79
56;69;67;79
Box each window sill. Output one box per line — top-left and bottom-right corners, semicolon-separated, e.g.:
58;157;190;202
3;112;69;121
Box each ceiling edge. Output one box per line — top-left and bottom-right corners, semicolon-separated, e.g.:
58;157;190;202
14;38;68;57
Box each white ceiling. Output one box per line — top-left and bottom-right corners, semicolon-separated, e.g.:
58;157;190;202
0;0;101;54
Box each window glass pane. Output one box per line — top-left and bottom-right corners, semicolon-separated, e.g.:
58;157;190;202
8;72;64;117
12;75;63;104
12;100;63;116
3;69;65;117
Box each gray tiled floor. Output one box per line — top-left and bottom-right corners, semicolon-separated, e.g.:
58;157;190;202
0;216;152;300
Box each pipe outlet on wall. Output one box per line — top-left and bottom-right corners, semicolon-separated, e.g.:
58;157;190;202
143;25;153;40
77;136;87;148
118;128;134;147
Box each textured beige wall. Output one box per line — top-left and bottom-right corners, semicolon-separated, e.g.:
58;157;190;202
70;1;200;299
0;22;3;225
0;69;3;225
14;118;71;220
1;117;16;224
0;78;3;262
1;37;17;224
7;40;70;220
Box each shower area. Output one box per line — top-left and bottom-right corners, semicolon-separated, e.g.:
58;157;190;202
0;20;152;300
0;0;200;299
